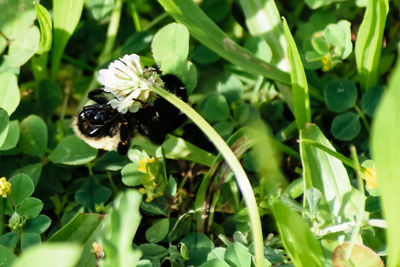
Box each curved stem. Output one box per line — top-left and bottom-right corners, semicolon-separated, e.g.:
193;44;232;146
152;86;265;267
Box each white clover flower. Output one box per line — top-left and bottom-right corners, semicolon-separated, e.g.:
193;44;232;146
97;54;164;113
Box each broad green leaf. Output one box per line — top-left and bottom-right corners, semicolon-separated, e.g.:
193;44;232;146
122;31;153;55
11;243;82;267
271;200;325;266
238;0;289;71
224;243;251;267
244;36;272;63
216;74;243;102
371;58;400;267
355;0;388;90
180;233;214;266
48;213;103;242
74;177;111;211
304;0;333;9
330;112;361;141
157;0;290;85
139;243;168;259
214;121;235;139
4;26;40;68
300;124;352;219
192;44;220;65
361;85;384;117
0;0;36;39
0;120;20;151
152;23;189;74
324;79;358;113
282;18;311;130
12;163;42;187
16;197;43;218
121;162;144;186
35;3;52;55
21;233;41;251
87;0;114;20
200;259;230;267
23;215;51;234
145;218;169;243
19;115;47;157
325;20;352;59
0;35;7;55
162;135;216;167
332;242;384;267
49;136;97;165
101;190;142;267
94;151;130;171
0;73;20;116
0;108;9;148
51;0;84;80
179;60;197;95
9;174;34;207
0;244;16;267
200;94;230;122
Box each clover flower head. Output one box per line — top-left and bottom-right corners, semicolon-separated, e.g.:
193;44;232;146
0;177;11;198
97;54;164;113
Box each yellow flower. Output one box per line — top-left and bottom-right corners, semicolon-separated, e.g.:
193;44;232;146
363;167;378;190
0;177;11;198
137;157;156;173
322;55;334;72
91;242;104;259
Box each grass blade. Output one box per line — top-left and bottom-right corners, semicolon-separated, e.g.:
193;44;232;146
355;0;388;90
371;58;400;267
282;18;311;130
157;0;290;85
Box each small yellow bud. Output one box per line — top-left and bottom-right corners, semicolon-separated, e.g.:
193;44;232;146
364;167;378;190
322;55;333;72
0;177;11;198
137;157;156;173
91;242;104;259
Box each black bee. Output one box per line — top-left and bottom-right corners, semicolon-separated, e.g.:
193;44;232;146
74;74;188;155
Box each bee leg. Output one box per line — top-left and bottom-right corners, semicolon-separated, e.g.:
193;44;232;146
117;122;131;155
88;88;109;104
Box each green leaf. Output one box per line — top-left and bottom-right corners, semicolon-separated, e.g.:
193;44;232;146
121;162;144;187
282;18;311;130
0;244;16;266
101;190;142;267
355;0;388;90
200;94;230;122
214;121;235;139
87;0;114;20
332;242;384;267
224;243;251;267
49;136;97;165
200;259;230;267
139;243;168;259
162;135;216;167
238;0;288;71
330;112;361;141
74;177;111;211
0;120;20;151
244;36;272;63
361;85;384;117
179;60;197;95
94;151;130;171
48;213;103;242
11;243;82;267
23;215;51;234
192;45;220;65
19;115;48;157
35;3;52;55
157;0;290;85
216;74;242;102
180;233;214;266
0;0;36;39
304;0;333;9
371;58;400;267
21;233;41;251
16;197;43;218
324;79;357;113
9;174;34;207
152;23;189;74
122;31;153;55
271;200;325;266
38;80;62;118
12;163;42;187
0;232;19;249
300;124;352;218
145;218;169;243
51;0;85;80
4;26;40;68
0;73;20;116
0;108;9;148
325;20;352;59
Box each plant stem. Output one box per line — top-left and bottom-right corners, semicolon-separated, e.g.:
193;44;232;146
151;85;265;267
354;105;370;133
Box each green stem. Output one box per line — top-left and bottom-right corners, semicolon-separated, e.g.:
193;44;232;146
106;171;118;193
151;85;265;267
129;2;141;32
143;13;169;31
0;199;4;235
354;105;370;133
